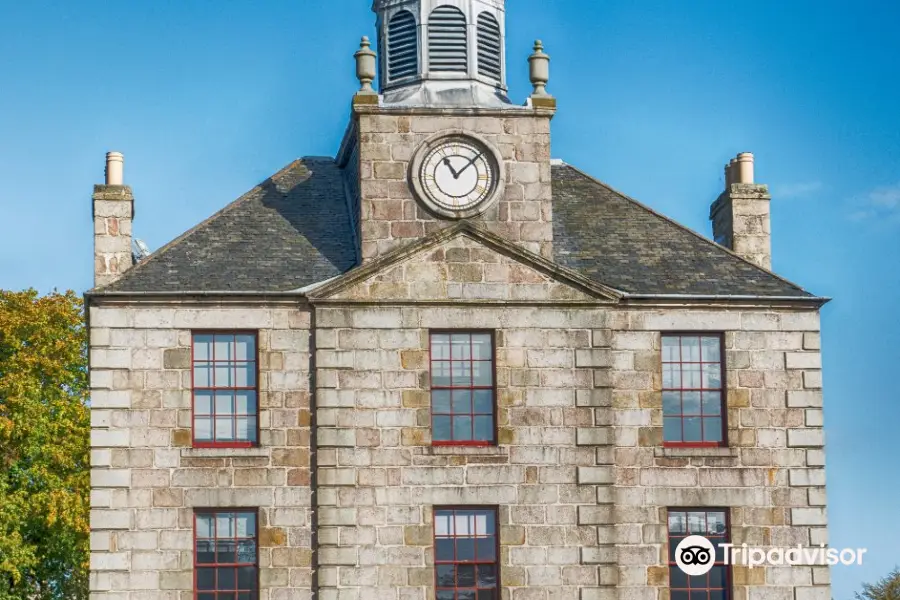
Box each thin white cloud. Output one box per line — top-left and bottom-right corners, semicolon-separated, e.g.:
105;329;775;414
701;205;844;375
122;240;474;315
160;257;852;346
771;181;823;199
849;183;900;224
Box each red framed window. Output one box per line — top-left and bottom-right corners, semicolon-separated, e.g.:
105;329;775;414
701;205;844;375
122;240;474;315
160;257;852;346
429;332;496;445
668;508;731;600
192;332;258;447
662;334;725;446
194;509;258;600
434;507;499;600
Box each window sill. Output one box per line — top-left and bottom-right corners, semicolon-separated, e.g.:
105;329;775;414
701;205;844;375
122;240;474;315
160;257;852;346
655;447;738;458
182;447;270;458
426;446;508;456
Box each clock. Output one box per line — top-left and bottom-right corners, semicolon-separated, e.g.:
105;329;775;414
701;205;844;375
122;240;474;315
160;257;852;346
410;132;504;219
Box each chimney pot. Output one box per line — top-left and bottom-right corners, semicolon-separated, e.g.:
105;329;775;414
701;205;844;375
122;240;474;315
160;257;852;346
106;151;124;185
736;152;754;184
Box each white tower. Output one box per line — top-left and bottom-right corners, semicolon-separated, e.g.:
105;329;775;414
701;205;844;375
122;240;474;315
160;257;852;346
372;0;510;107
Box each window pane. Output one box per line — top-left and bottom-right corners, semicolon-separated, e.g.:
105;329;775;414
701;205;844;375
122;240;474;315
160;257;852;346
473;390;493;413
452;390;472;414
236;513;256;537
662;391;681;415
235;392;256;415
663;418;682;442
458;591;476;600
197;540;216;564
432;361;451;386
668;512;686;533
707;512;727;535
477;564;497;587
234;335;255;361
214;336;233;360
216;392;235;415
238;566;256;589
216;417;235;440
215;365;233;387
683;418;701;442
670;565;688;588
683;364;701;388
198;568;216;590
457;564;476;587
436;564;455;587
708;565;727;587
703;418;723;442
436;592;455;600
432;390;451;413
662;364;681;389
472;361;493;386
218;594;236;600
690;590;709;600
217;540;237;564
681;337;700;361
701;392;722;416
431;335;451;360
476;537;495;560
196;515;213;538
434;514;451;536
194;334;214;360
194;418;213;441
194;363;212;387
701;336;721;361
195;391;213;415
662;336;680;362
236;417;256;442
217;515;234;537
477;591;496;600
453;416;473;440
474;416;493;441
456;538;475;561
471;334;492;360
237;540;256;564
687;512;706;534
702;364;721;389
234;364;255;388
451;334;471;359
682;392;701;415
670;592;690;600
433;417;452;441
435;538;454;561
218;568;236;589
198;595;216;600
451;361;471;385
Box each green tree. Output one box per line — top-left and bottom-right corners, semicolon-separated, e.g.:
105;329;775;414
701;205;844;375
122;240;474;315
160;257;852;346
856;568;900;600
0;290;89;599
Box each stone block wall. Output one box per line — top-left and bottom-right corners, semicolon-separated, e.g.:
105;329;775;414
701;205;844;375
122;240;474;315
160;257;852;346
353;108;554;262
314;304;612;600
710;184;772;271
89;304;313;600
610;308;827;600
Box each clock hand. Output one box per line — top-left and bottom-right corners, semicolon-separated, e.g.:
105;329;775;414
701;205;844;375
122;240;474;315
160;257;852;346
442;157;459;179
456;152;483;177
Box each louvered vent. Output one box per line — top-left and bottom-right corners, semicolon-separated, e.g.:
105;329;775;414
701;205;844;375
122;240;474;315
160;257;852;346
387;10;418;81
428;6;468;72
477;12;502;82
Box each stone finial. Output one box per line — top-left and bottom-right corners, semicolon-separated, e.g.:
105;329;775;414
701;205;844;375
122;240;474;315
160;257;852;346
529;40;550;96
105;151;124;185
355;36;377;93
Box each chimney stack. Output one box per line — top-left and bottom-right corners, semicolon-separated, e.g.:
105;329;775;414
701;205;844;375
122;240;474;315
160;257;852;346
92;152;134;288
710;152;772;270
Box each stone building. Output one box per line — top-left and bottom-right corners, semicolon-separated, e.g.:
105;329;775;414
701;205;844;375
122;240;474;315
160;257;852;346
86;1;831;599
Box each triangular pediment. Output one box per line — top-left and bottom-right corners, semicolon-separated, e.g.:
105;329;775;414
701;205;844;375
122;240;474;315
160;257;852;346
306;222;621;303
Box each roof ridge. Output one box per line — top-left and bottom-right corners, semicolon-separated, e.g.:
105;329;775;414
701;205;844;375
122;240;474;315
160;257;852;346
90;158;310;293
555;163;811;295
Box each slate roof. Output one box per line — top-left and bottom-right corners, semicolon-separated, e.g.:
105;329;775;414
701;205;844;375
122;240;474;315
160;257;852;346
99;158;358;293
551;165;812;297
94;158;813;298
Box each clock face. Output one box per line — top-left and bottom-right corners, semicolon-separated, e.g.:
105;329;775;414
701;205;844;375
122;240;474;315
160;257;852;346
418;136;497;212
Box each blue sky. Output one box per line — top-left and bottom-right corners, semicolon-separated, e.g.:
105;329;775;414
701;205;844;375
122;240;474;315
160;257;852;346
1;1;897;596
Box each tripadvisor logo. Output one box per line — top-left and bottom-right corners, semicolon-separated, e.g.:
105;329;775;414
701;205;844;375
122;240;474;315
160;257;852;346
674;535;867;574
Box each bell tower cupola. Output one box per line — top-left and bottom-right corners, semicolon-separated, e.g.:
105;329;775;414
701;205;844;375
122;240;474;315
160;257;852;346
372;0;510;107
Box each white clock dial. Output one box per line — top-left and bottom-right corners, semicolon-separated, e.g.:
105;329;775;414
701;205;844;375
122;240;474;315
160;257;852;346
419;137;496;211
